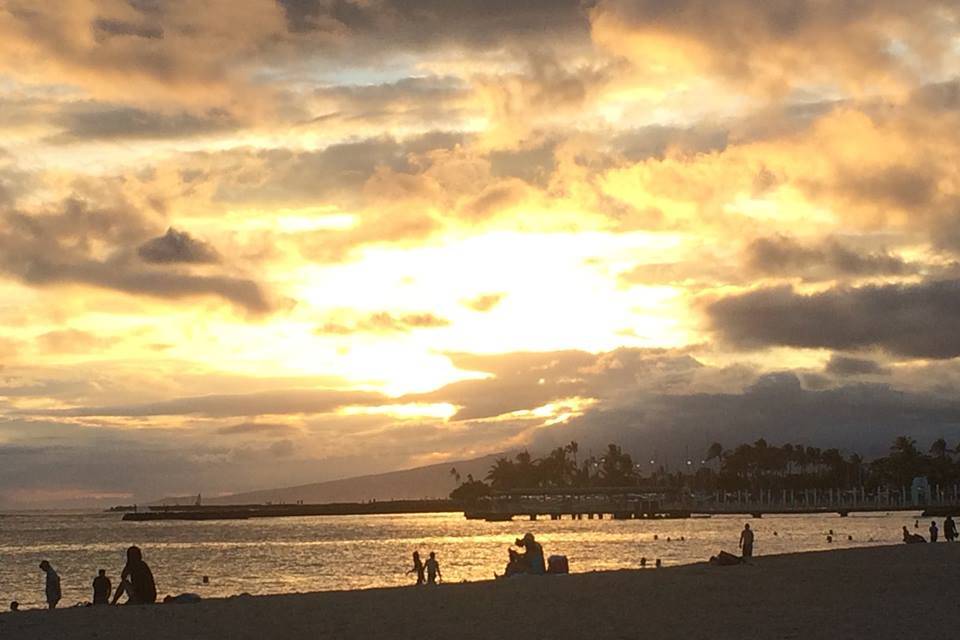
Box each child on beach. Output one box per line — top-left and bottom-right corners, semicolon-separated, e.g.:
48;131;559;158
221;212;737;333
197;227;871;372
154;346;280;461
425;552;442;585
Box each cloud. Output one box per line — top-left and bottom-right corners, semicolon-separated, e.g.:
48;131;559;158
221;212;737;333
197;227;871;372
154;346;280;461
217;421;298;437
138;227;220;264
33;388;386;418
590;0;960;93
536;371;960;461
319;311;450;335
51;104;238;142
35;329;112;354
744;235;913;280
707;279;960;359
463;293;504;312
0;199;273;313
825;354;890;377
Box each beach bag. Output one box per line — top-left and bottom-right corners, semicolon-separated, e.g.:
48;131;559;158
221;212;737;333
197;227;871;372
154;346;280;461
547;555;569;574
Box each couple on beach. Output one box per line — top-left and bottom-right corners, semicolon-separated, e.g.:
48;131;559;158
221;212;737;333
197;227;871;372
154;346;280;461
407;551;442;585
499;532;546;577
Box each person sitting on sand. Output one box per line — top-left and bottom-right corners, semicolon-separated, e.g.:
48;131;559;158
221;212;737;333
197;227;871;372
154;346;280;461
407;551;425;586
945;516;957;542
903;526;927;544
93;569;111;605
709;550;744;566
425;551;442;585
739;523;754;559
930;521;939;543
163;593;202;604
516;533;546;575
111;546;157;605
39;560;61;609
496;548;528;579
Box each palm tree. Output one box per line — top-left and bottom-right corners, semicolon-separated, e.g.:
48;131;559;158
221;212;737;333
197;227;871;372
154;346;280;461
705;442;724;472
930;438;948;459
565;441;579;468
486;457;516;490
449;467;461;485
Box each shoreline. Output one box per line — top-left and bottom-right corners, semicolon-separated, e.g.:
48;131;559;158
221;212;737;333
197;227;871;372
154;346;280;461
2;543;958;639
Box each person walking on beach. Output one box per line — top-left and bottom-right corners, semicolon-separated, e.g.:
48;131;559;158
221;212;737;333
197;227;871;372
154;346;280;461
425;551;442;585
945;516;957;541
93;569;112;605
111;546;157;605
39;560;61;609
739;523;754;559
930;521;939;542
407;551;425;585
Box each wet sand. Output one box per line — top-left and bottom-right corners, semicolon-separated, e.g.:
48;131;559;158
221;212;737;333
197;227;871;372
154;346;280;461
1;544;955;639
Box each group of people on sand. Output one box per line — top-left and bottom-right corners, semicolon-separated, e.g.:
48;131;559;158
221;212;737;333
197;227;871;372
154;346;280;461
903;516;958;544
406;533;560;585
27;546;157;610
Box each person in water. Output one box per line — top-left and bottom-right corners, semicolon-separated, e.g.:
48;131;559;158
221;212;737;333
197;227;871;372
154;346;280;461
930;520;939;542
92;569;112;606
425;551;442;585
39;560;61;609
407;551;425;585
945;516;958;542
739;523;754;559
516;532;545;574
111;546;157;605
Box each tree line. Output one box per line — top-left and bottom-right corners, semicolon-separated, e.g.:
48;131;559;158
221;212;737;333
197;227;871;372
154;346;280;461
449;436;960;501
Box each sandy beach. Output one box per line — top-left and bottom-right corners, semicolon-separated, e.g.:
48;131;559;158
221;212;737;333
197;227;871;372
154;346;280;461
1;544;955;640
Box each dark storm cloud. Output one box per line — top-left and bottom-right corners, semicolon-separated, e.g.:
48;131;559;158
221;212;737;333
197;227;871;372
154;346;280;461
825;354;890;377
0;199;273;313
52;105;237;142
707;279;960;359
745;235;913;279
535;372;960;462
34;388;386;418
138;228;220;264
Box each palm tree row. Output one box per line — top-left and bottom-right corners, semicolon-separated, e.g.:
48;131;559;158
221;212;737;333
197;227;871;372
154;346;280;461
450;436;960;498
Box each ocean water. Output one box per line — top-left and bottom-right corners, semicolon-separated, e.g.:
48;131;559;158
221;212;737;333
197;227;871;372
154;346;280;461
0;510;932;609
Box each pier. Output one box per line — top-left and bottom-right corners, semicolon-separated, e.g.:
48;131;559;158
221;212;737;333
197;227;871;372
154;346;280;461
462;486;960;521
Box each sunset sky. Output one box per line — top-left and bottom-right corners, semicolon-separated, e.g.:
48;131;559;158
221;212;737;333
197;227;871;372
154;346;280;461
3;1;960;506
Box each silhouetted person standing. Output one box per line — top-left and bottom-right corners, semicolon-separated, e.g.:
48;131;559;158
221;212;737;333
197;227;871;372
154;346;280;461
739;523;754;559
425;551;442;585
930;521;939;543
407;551;425;585
93;569;112;605
111;546;157;605
39;560;61;609
945;516;957;541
